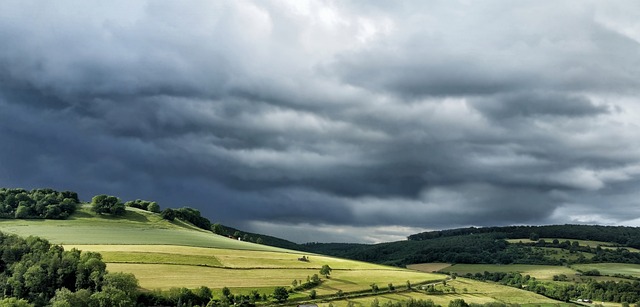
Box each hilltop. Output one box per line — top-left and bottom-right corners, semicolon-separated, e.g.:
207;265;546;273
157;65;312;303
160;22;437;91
0;188;573;306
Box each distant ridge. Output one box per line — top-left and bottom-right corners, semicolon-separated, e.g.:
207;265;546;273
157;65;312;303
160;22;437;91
407;224;640;247
304;224;640;267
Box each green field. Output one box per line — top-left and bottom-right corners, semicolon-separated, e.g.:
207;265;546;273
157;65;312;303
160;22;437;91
314;278;572;307
0;206;290;252
0;206;572;305
0;207;444;296
439;264;577;281
507;238;640;252
572;263;640;278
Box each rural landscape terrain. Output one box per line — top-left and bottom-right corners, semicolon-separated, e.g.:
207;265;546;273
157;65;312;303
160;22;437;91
1;188;639;306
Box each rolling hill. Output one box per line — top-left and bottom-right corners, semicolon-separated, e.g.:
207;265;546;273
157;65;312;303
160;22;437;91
0;204;571;306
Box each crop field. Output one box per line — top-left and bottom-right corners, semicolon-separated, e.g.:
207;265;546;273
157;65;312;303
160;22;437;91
64;244;392;270
440;264;577;281
572;263;640;278
67;245;443;292
0;207;572;306
313;278;572;307
406;263;452;273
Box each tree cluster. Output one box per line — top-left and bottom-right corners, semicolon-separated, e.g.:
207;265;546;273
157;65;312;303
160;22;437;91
465;271;640;304
124;199;160;213
138;286;213;307
161;207;211;230
0;231;144;306
0;188;78;219
90;195;125;216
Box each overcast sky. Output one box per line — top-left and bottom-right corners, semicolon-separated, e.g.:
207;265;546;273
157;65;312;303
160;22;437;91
1;1;640;243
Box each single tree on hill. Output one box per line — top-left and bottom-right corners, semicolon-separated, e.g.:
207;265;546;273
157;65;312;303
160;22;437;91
147;202;160;213
91;195;125;216
320;264;332;278
212;223;226;236
161;208;176;221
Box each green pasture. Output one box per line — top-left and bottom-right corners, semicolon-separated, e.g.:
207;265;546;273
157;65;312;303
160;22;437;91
313;278;569;306
507;238;640;252
0;206;589;306
106;262;442;293
0;206;290;252
66;243;444;295
65;244;392;270
440;264;577;281
572;263;640;278
406;263;452;273
534;247;594;261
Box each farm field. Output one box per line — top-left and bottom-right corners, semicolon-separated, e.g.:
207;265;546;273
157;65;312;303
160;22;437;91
0;206;291;252
438;264;577;281
65;244;439;293
406;263;452;273
572;263;640;278
0;206;573;306
506;238;640;252
0;206;449;301
315;278;573;307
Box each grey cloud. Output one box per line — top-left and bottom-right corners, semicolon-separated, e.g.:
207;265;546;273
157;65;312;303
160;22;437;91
1;1;640;243
330;2;640;98
472;92;610;119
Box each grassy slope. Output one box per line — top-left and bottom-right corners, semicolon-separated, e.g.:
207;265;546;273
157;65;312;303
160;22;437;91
440;264;577;281
572;263;640;278
315;278;572;307
0;205;290;252
0;206;442;294
0;207;570;305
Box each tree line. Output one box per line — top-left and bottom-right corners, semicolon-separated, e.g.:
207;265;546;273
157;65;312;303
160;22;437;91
463;271;640;305
0;231;143;306
304;233;640;267
0;188;79;219
408;225;640;248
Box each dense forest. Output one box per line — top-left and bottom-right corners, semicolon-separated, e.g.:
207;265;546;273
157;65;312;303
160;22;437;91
0;231;131;306
304;228;640;267
408;225;640;248
0;188;79;219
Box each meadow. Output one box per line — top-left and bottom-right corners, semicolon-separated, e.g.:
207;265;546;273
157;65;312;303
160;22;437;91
312;278;573;307
0;206;574;306
572;263;640;278
0;206;290;252
438;264;577;281
506;238;640;253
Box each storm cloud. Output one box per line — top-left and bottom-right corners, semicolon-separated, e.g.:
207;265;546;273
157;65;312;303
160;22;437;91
1;1;640;243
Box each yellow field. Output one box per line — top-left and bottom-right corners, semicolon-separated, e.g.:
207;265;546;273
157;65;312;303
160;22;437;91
69;244;443;293
406;263;452;273
314;278;571;307
441;264;577;281
66;244;397;270
2;207;572;306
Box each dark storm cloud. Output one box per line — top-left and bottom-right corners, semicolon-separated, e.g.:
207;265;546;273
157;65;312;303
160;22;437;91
1;1;640;243
473;92;610;120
